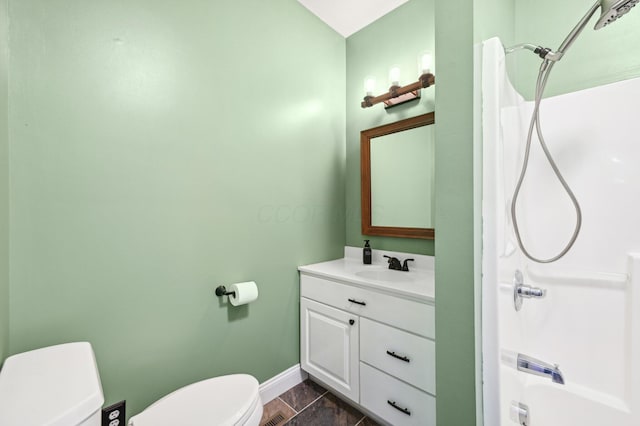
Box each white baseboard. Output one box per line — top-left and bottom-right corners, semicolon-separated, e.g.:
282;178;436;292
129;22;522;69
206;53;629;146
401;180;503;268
259;364;308;404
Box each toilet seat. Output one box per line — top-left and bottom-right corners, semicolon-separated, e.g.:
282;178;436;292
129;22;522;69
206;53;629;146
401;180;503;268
128;374;262;426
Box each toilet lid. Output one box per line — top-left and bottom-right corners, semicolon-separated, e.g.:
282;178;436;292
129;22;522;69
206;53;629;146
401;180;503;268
0;342;104;426
129;374;260;426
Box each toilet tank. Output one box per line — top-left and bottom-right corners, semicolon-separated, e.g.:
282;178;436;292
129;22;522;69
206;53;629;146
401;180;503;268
0;342;105;426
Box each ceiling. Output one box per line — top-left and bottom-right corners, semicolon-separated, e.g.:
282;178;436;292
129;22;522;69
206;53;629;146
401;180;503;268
297;0;410;38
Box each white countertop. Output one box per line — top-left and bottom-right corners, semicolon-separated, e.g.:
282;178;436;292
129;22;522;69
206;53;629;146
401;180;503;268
298;246;435;303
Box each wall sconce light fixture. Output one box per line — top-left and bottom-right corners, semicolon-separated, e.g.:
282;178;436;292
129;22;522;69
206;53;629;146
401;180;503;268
361;52;435;109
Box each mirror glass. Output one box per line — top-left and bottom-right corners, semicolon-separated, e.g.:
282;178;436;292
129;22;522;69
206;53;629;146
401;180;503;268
361;113;435;239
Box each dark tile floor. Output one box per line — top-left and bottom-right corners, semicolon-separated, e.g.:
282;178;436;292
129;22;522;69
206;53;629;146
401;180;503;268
260;379;381;426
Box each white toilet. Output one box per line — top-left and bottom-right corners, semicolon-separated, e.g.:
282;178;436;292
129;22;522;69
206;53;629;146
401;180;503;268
0;342;105;426
0;341;262;426
128;374;263;426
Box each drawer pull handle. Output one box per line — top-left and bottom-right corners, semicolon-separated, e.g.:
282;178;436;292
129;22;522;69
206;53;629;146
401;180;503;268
349;319;355;325
348;298;366;306
386;350;410;363
387;400;411;416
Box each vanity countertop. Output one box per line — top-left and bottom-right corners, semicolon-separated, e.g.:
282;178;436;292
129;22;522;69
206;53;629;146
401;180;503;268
299;246;434;303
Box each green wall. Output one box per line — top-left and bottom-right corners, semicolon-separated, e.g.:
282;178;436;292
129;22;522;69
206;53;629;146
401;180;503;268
0;0;8;365
8;0;345;417
434;0;476;423
345;0;435;256
475;0;515;45
513;0;640;98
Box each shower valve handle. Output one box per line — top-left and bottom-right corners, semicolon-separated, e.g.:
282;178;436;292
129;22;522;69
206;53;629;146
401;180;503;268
517;285;547;299
513;270;547;311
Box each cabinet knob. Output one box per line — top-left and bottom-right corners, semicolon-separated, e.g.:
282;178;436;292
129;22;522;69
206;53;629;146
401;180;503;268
349;319;355;325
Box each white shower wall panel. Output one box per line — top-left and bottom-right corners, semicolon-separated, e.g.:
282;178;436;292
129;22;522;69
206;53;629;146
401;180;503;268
482;37;640;426
500;78;640;274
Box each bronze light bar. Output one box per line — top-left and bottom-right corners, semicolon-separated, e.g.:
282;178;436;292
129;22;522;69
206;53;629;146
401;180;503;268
361;72;435;109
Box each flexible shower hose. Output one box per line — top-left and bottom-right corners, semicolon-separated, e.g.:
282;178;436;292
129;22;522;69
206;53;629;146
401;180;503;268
510;59;583;263
508;2;610;263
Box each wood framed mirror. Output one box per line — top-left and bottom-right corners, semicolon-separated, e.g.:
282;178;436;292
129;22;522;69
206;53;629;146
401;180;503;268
361;112;435;239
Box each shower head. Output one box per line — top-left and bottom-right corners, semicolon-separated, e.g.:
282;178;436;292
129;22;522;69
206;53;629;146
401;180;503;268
505;0;639;62
595;0;639;29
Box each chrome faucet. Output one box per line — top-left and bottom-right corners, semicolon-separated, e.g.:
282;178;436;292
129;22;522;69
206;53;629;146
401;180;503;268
517;353;565;385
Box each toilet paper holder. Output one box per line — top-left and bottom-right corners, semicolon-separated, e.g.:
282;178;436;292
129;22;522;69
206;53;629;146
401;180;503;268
215;286;236;298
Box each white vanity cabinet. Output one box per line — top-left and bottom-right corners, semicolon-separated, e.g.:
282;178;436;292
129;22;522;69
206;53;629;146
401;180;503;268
300;269;436;426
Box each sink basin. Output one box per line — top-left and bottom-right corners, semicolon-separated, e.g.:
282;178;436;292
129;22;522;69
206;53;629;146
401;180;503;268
354;269;414;283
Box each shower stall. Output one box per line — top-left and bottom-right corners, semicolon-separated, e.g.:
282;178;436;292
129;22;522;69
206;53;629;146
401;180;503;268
481;28;640;425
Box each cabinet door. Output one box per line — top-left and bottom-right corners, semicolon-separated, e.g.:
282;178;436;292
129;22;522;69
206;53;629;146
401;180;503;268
300;297;359;402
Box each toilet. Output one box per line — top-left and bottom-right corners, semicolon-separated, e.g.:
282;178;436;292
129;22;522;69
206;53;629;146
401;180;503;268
0;341;262;426
128;374;263;426
0;342;105;426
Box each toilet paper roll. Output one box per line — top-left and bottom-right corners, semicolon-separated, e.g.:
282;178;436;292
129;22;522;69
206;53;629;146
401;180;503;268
228;281;259;306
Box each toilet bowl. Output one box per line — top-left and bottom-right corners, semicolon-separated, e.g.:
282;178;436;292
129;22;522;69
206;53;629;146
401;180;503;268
0;342;105;426
128;374;263;426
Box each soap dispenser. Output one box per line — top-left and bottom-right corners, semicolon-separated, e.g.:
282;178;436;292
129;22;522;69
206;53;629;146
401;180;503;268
363;240;372;264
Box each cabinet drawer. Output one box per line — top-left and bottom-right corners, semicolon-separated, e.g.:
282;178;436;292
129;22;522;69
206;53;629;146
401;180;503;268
300;274;434;338
360;363;435;426
360;318;435;394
